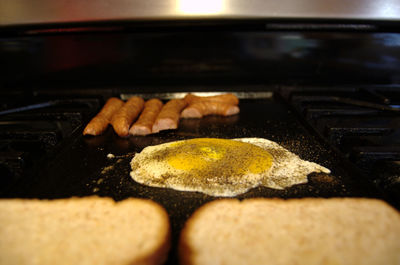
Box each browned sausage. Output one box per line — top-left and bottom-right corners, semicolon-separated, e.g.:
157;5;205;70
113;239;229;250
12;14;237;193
152;99;187;133
111;96;145;137
181;101;240;118
184;93;239;105
129;98;163;136
83;97;124;136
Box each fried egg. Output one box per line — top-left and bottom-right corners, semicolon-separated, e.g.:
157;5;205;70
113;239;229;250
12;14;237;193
130;138;330;196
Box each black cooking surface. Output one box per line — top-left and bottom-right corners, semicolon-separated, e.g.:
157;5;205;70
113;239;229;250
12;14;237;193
282;86;400;208
0;94;386;264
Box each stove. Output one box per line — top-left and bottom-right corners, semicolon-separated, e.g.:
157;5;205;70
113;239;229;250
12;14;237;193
1;13;400;264
0;89;389;264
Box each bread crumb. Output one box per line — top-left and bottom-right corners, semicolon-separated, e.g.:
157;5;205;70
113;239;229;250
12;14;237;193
101;166;114;174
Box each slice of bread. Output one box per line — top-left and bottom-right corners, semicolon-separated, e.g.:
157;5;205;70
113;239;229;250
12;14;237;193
0;197;170;265
179;198;400;265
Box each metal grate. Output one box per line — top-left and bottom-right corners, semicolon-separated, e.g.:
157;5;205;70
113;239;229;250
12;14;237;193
0;98;100;190
283;86;400;203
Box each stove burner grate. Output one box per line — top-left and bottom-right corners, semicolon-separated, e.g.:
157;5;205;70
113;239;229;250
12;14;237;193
0;98;100;192
283;86;400;204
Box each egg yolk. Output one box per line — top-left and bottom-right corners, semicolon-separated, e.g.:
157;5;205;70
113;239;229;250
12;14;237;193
166;138;273;175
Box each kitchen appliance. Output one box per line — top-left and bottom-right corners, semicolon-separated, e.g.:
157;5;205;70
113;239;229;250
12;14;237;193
1;1;400;263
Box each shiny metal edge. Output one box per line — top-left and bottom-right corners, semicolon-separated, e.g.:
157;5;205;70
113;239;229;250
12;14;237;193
1;0;400;26
120;92;273;100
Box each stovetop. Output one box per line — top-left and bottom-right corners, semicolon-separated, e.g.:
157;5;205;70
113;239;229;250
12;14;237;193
0;88;396;265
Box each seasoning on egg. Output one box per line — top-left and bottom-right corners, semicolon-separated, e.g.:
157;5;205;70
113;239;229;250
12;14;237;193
130;138;330;196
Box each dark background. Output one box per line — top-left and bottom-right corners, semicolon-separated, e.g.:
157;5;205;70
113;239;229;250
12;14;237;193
1;20;400;92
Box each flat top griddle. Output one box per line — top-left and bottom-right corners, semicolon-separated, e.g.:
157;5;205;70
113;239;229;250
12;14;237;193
2;95;384;265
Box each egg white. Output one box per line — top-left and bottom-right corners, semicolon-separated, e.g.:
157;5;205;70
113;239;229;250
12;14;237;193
130;138;330;196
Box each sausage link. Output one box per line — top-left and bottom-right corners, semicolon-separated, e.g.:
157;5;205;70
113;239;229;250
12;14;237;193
181;101;240;118
129;98;163;136
111;96;144;137
83;97;124;136
152;99;187;133
184;93;239;105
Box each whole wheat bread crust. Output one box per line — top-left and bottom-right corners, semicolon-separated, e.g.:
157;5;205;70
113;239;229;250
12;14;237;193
179;199;239;265
0;196;171;265
116;198;171;265
179;197;400;265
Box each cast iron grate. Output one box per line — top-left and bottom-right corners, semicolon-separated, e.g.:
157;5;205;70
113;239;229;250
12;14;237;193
282;86;400;203
0;98;100;190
